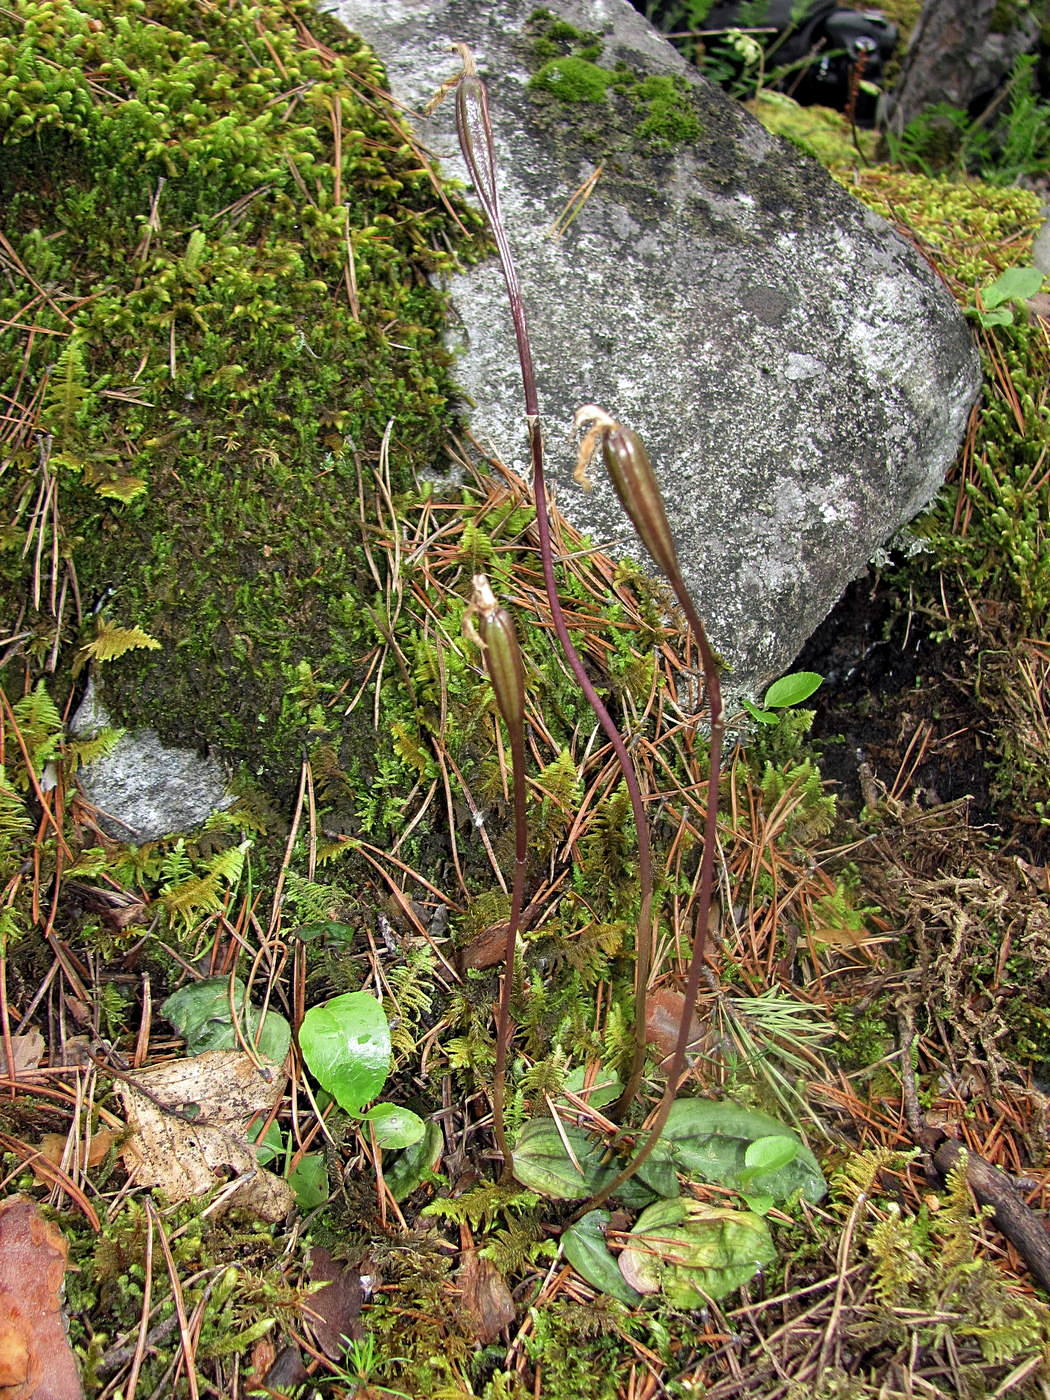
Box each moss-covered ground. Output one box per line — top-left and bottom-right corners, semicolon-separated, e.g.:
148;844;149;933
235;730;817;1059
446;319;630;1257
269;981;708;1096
1;5;1049;1398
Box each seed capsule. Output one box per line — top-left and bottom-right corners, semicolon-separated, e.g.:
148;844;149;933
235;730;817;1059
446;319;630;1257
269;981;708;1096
469;574;525;736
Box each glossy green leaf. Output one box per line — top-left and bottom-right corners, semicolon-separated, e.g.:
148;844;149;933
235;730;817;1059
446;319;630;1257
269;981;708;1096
510;1118;615;1200
163;977;291;1065
762;671;823;709
385;1121;444;1202
741;698;779;725
562;1211;642;1306
251;1120;285;1168
298;991;391;1114
982;265;1044;308
560;1065;622;1110
288;1153;329;1210
619;1198;776;1306
362;1102;426;1150
661;1100;826;1203
743;1135;800;1175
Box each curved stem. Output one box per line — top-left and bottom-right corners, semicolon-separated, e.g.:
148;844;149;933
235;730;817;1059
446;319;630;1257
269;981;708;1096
491;722;528;1178
456;68;654;1118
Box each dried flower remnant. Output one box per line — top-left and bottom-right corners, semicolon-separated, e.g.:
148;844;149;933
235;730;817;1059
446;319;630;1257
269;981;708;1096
464;574;528;1175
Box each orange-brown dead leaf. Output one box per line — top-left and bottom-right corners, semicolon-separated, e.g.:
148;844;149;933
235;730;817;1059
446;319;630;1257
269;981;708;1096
37;1129;119;1175
458;921;509;971
457;1250;515;1344
644;989;706;1069
0;1196;83;1400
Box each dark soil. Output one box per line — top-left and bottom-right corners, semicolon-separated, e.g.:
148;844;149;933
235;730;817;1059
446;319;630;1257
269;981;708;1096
794;567;1046;861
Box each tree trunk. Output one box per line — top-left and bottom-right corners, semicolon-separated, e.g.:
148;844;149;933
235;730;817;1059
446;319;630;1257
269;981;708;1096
883;0;1034;136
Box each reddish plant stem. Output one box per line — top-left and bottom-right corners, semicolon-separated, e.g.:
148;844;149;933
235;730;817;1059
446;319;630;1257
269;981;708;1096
491;712;528;1178
455;62;655;1117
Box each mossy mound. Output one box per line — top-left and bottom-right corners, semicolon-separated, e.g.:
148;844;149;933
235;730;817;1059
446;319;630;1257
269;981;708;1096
0;0;484;803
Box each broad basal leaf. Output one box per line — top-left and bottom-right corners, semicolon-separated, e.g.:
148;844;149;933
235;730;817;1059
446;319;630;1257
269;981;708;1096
562;1210;642;1306
661;1099;826;1203
298;991;391;1115
510;1118;615;1200
619;1198;776;1306
163;977;291;1065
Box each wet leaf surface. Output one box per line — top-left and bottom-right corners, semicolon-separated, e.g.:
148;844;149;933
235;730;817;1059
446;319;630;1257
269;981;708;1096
305;1246;366;1358
619;1197;776;1306
0;1196;83;1400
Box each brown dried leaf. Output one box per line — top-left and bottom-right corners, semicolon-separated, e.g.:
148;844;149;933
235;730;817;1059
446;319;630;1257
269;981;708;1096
116;1050;293;1221
37;1129;119;1174
0;1196;83;1400
0;1030;45;1078
305;1246;366;1357
458;921;509;971
457;1250;515;1344
645;989;706;1068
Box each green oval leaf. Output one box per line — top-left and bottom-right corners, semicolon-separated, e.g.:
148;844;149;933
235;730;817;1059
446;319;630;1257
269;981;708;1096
163;976;291;1065
762;671;823;709
510;1119;615;1201
291;921;355;944
741;698;779;725
298;991;391;1114
562;1211;642;1306
983;265;1044;309
288;1153;329;1211
385;1121;444;1202
661;1099;826;1204
620;1198;776;1306
743;1135;800;1175
363;1102;425;1150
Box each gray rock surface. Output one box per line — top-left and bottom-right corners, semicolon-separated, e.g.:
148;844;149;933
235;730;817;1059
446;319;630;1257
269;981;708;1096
329;0;981;692
72;682;233;843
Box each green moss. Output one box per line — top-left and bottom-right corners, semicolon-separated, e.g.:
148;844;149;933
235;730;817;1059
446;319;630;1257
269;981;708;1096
752;92;879;167
633;72;702;145
0;0;486;814
525;8;703;156
531;55;615;103
839;165;1042;283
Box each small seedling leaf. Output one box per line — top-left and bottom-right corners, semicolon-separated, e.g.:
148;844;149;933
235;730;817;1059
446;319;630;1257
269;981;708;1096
977;306;1015;327
385;1120;444;1201
510;1118;616;1200
289;1153;329;1210
762;671;823;709
619;1198;776;1305
741;698;779;724
743;1135;800;1175
982;265;1044;308
560;1064;622;1110
362;1102;426;1150
298;991;392;1114
291;922;356;944
562;1211;642;1306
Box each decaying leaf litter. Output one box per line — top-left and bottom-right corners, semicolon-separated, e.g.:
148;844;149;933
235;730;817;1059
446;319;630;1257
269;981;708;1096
0;2;1049;1397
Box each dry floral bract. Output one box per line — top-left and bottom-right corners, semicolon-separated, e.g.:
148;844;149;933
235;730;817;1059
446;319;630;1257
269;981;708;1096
0;1196;83;1400
117;1050;293;1221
